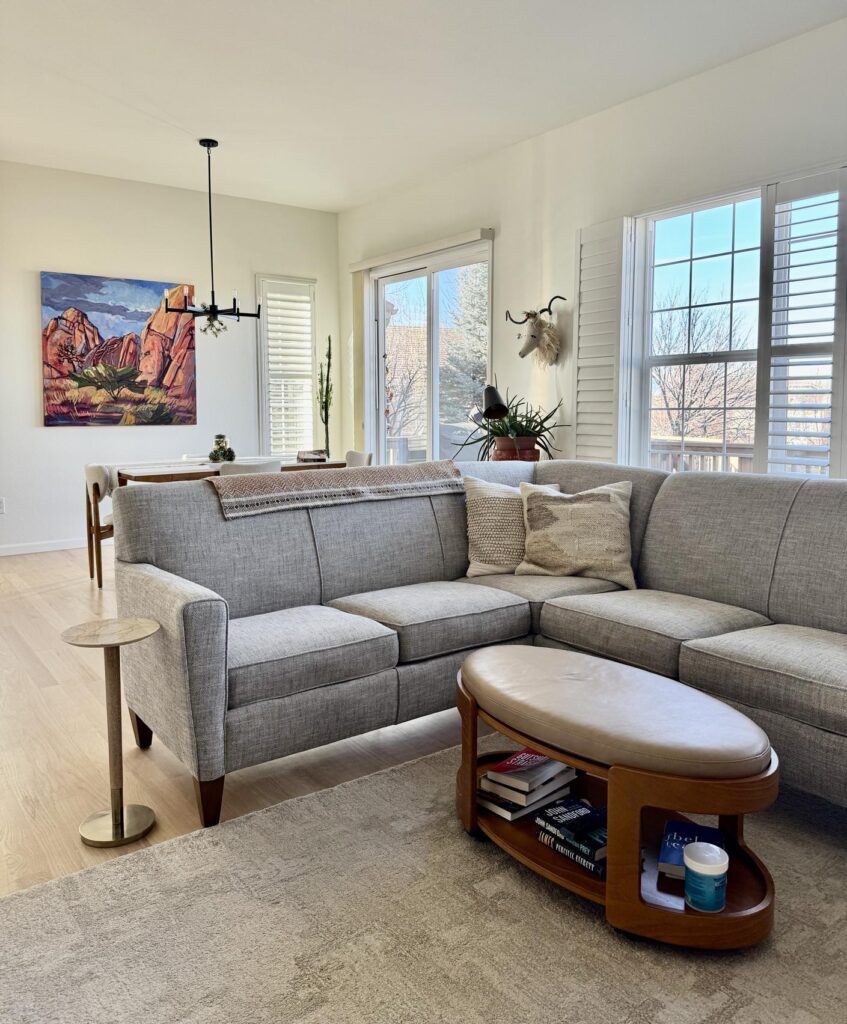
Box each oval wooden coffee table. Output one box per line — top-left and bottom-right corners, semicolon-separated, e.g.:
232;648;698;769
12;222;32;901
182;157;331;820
456;646;779;950
62;617;160;847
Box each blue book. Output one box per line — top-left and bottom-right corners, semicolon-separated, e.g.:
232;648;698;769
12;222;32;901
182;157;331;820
658;819;724;879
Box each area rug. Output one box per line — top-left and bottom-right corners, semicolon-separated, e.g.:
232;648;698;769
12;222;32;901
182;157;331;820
1;744;845;1024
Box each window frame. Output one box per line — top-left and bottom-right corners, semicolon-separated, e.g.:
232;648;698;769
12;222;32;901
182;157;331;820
626;169;847;478
628;188;761;473
256;273;317;459
365;238;493;463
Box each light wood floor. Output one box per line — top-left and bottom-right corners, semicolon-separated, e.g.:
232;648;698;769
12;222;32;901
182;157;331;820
0;546;465;898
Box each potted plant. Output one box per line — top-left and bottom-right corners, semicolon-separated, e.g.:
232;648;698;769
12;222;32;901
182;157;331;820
456;391;562;461
317;336;333;457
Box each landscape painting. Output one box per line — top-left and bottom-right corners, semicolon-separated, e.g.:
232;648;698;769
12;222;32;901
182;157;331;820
41;272;196;426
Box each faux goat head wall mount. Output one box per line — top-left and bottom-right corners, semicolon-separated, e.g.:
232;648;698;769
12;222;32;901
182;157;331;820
506;295;566;368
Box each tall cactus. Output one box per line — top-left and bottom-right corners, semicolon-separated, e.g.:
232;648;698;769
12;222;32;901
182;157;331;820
317;335;333;456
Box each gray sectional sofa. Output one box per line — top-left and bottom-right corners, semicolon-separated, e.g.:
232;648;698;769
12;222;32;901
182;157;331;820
112;460;847;824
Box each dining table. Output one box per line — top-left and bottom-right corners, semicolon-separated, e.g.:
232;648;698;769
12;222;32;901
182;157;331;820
115;459;347;486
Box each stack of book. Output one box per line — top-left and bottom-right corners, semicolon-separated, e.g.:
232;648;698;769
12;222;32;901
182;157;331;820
534;797;608;878
477;748;576;821
296;449;328;463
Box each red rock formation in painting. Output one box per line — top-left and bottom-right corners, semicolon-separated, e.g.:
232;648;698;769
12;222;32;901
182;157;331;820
42;307;103;375
139;284;194;386
84;332;141;370
161;316;196;398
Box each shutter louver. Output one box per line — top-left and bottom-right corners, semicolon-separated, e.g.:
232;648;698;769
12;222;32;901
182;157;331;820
259;278;315;460
758;175;846;476
573;219;631;461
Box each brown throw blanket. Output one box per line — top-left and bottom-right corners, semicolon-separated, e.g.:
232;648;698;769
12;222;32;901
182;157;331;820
208;459;463;520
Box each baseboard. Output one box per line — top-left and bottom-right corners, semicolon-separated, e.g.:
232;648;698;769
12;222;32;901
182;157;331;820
0;536;113;556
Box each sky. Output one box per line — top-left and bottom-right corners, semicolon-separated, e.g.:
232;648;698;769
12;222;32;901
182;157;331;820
41;272;178;339
382;267;463;328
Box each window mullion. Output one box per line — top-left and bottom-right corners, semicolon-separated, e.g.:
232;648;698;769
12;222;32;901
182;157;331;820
831;167;847;476
753;185;777;473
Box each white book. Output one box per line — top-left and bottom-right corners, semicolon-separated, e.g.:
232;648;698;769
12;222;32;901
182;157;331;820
479;766;576;806
477;782;573;822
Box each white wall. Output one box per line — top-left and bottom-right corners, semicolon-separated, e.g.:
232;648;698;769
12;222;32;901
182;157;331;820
0;162;339;553
337;19;847;454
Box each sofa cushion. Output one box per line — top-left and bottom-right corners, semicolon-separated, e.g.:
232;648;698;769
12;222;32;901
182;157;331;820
329;581;531;662
464;476;559;577
517;480;636;589
638;472;804;615
227;605;399;708
680;625;847;735
460;574;619;631
540;590;770;677
533;461;666;571
767;479;847;633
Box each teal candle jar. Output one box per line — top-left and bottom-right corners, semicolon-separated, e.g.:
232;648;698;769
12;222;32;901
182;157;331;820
683;842;728;913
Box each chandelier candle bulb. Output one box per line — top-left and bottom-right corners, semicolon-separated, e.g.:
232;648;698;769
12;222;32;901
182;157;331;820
684;842;729;913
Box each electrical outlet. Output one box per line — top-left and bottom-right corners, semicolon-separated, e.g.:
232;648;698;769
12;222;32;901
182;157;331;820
0;497;5;514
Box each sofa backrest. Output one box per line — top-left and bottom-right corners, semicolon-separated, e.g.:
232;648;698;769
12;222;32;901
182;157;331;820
768;478;847;633
113;459;667;618
638;472;805;615
113;479;469;618
532;461;666;570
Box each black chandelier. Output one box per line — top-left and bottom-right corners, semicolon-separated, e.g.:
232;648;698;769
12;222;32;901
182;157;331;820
166;138;260;335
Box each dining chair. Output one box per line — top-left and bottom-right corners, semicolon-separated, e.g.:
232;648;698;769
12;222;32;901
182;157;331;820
217;460;282;475
84;464;113;589
344;450;373;467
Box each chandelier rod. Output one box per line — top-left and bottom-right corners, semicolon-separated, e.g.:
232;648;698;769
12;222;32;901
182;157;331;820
205;140;216;302
164;137;260;325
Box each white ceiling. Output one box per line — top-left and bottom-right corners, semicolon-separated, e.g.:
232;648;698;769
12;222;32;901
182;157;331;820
3;0;847;212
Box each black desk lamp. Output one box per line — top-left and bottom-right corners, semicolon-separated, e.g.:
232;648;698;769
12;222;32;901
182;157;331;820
482;384;508;459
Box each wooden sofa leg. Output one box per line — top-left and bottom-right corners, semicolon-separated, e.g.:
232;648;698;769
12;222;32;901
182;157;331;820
128;709;153;749
193;776;225;827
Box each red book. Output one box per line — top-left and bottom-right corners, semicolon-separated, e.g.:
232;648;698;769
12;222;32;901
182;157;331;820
485;748;572;793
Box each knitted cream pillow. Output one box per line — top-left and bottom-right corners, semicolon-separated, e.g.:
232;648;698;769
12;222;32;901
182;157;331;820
464;476;559;577
516;480;636;589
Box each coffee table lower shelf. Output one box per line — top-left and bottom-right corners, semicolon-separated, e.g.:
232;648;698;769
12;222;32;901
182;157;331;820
463;750;777;949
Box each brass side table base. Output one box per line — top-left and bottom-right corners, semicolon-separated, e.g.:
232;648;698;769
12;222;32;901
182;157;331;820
80;803;156;848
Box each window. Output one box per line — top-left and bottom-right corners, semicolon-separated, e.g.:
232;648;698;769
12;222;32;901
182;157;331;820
626;168;847;477
257;276;316;460
370;240;491;463
644;193;761;473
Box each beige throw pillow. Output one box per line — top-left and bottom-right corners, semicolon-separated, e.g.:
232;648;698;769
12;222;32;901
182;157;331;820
516;480;636;589
464;476;559;577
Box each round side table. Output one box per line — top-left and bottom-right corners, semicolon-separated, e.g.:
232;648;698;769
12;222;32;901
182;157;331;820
62;617;160;847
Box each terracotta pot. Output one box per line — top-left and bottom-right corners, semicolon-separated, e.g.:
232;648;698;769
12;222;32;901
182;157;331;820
491;436;541;462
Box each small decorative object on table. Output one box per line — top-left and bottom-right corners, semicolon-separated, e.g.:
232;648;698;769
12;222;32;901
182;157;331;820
209;433;236;462
456;390;562;462
61;617;160;847
317;335;333;457
297;449;328;464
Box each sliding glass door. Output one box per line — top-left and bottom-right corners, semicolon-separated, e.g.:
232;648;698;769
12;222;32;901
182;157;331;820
374;242;491;464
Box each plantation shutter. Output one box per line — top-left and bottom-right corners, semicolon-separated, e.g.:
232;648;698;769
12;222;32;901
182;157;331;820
755;169;847;476
572;219;633;461
258;277;316;459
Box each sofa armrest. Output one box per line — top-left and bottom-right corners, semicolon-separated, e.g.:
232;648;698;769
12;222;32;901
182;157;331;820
115;561;229;780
